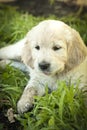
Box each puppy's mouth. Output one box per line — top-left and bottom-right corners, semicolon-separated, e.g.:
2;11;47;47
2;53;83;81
41;69;57;76
42;68;64;76
42;70;51;75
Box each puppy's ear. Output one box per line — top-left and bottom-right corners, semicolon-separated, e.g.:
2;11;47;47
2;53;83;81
22;41;34;68
66;29;87;69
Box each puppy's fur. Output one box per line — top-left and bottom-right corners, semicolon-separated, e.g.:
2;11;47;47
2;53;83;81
0;20;87;113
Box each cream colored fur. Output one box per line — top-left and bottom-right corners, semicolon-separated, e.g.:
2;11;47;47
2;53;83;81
0;20;87;113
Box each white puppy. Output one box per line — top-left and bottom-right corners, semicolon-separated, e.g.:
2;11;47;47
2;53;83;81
0;20;87;113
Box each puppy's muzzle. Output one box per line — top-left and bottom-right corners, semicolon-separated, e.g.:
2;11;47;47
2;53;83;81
39;61;50;71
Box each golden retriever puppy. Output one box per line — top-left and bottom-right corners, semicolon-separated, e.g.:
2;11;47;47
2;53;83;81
0;20;87;113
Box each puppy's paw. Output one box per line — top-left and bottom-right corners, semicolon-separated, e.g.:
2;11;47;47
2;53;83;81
17;99;33;114
17;87;37;114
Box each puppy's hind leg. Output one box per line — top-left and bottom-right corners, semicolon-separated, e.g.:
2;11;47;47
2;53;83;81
0;60;29;73
0;38;27;61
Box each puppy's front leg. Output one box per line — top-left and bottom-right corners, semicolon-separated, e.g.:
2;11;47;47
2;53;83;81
17;86;37;114
17;77;46;114
17;70;57;114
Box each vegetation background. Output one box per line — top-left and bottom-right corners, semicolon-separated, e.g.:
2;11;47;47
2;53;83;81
0;0;87;130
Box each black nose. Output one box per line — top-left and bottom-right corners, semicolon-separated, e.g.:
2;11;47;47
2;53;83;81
39;61;50;71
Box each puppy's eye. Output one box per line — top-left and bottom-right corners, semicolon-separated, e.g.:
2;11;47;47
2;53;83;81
35;45;40;50
52;46;61;51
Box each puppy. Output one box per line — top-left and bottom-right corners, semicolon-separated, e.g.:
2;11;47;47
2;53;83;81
0;20;87;113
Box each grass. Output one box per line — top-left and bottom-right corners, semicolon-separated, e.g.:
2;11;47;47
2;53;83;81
0;4;87;130
17;83;87;130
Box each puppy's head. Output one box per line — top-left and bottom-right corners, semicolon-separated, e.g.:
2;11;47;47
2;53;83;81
22;20;87;75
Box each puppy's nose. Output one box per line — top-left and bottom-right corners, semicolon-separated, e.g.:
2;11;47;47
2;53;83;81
39;61;50;71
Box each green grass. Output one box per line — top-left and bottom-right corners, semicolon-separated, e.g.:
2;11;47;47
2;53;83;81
17;83;87;130
0;4;87;130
